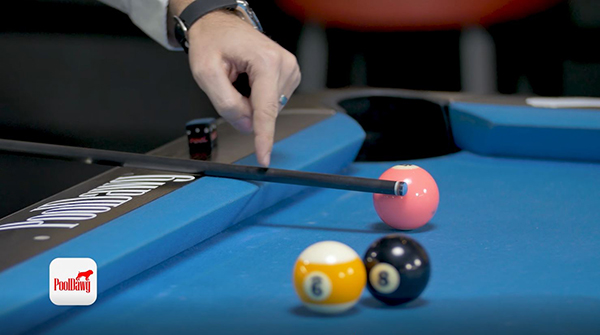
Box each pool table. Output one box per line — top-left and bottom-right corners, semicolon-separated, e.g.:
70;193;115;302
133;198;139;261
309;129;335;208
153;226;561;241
1;89;600;335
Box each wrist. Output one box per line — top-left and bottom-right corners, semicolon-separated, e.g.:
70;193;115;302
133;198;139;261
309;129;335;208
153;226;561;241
188;10;240;36
172;0;263;52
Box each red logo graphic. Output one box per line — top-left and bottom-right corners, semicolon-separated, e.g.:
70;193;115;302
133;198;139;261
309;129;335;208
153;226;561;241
189;137;209;144
54;269;94;294
75;270;94;281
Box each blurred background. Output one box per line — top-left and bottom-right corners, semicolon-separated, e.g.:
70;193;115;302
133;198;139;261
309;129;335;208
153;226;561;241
1;0;599;218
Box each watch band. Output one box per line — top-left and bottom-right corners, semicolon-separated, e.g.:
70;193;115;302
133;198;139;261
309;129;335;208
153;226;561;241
179;0;238;30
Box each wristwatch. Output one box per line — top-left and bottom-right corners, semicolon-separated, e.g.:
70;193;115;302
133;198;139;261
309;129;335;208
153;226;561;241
174;0;263;53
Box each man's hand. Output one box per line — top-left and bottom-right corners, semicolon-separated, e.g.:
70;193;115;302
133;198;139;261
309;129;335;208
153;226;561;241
170;2;301;167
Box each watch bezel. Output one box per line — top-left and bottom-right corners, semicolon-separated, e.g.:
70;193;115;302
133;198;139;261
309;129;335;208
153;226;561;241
234;0;263;33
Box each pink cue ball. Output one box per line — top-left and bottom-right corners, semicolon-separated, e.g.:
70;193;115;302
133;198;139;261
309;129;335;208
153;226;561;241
373;165;439;230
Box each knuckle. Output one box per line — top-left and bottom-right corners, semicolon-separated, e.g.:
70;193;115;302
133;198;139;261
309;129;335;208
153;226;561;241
282;52;299;70
293;68;302;86
258;48;282;67
258;102;280;119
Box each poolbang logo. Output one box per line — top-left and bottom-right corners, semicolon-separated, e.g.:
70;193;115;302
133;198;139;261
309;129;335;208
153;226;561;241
50;258;97;306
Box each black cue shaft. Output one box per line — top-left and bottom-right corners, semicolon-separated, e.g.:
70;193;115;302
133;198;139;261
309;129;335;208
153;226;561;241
0;139;407;196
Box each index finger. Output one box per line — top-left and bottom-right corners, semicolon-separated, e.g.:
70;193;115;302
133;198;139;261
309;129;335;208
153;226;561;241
250;70;280;167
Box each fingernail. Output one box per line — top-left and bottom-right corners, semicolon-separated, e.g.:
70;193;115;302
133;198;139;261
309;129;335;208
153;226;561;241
261;151;271;167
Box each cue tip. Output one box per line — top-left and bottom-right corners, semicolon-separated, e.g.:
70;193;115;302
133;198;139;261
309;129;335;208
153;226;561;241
394;181;407;196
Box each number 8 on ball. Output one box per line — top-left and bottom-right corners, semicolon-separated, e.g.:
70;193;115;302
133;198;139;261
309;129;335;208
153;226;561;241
364;234;431;305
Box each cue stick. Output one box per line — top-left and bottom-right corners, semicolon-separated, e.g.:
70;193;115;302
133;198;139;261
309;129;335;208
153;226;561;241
0;139;407;196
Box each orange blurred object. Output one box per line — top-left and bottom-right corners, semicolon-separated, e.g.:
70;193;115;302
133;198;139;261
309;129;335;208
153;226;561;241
276;0;565;31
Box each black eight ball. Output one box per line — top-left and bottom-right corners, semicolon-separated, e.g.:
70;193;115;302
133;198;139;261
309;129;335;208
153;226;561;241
363;234;431;305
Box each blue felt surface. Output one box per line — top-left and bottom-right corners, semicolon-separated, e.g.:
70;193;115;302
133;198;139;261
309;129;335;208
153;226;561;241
32;152;600;335
0;113;365;335
449;102;600;162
